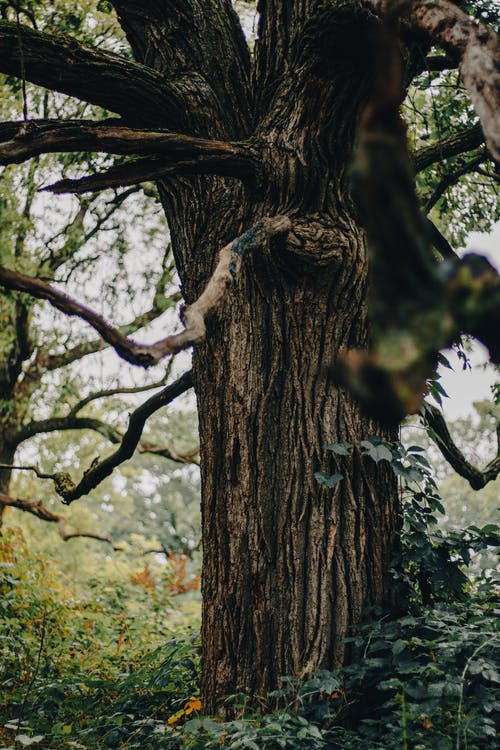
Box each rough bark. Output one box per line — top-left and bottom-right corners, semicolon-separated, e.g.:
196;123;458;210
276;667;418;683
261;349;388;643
153;2;400;710
194;221;399;705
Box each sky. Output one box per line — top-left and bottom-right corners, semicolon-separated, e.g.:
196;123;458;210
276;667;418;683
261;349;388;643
438;222;499;420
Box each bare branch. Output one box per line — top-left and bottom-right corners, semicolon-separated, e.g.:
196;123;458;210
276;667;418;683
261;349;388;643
138;441;199;466
43;154;257;195
34;370;193;505
413;123;484;172
0;216;291;368
9;415;122;448
38;290;181;374
423;402;500;489
0;121;260;186
6;373;198;466
0;21;205;130
0;491;121;548
0;463;54;480
67;376;170;417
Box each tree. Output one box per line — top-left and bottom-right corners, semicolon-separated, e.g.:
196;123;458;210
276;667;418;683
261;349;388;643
0;0;499;713
0;4;196;539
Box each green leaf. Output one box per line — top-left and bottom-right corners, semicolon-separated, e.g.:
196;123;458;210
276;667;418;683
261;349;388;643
392;639;406;656
437;352;453;369
362;443;393;463
14;736;44;747
314;472;343;488
326;442;353;456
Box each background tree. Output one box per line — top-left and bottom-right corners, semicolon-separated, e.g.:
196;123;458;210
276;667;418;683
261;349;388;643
0;1;199;540
0;0;498;712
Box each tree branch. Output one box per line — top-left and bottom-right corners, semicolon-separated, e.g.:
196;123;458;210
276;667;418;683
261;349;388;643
110;0;251;137
67;376;170;417
5;374;198;466
424;53;456;71
413;123;484;172
43;154;258;195
423;402;500;489
31;370;193;505
0;121;260;187
9;416;122;448
20;243;179;380
331;4;500;423
423;152;486;212
404;0;500;162
0;216;291;368
425;218;457;259
0;491;121;548
137;441;199;466
0;21;204;130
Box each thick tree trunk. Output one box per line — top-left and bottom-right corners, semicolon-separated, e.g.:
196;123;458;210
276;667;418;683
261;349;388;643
108;0;400;713
193;207;398;710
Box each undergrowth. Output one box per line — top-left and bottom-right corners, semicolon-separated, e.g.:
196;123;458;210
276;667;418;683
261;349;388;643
0;439;498;749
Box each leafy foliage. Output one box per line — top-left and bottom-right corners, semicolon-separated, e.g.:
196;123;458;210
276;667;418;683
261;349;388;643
1;430;498;750
0;526;200;749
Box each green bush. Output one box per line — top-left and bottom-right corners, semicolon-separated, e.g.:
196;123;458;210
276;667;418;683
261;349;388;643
0;436;498;749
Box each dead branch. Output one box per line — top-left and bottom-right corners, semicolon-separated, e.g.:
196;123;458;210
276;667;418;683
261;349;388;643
0;491;121;548
0;216;291;368
423;402;500;489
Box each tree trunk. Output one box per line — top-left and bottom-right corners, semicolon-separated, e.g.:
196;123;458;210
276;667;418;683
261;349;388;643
105;0;401;713
0;441;15;528
192;207;398;710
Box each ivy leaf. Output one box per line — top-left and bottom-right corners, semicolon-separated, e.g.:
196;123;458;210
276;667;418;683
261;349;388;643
392;639;406;656
326;442;353;455
314;472;344;488
361;442;393;463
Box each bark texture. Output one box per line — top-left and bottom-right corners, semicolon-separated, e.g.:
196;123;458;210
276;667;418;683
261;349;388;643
146;1;399;709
